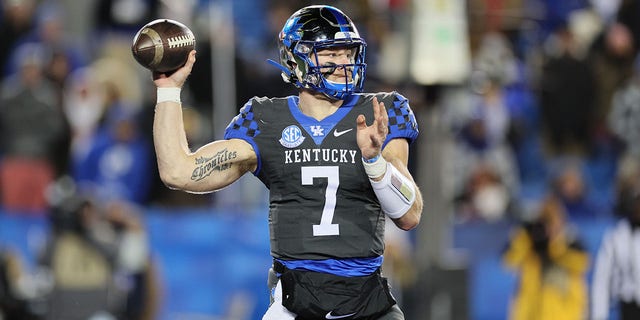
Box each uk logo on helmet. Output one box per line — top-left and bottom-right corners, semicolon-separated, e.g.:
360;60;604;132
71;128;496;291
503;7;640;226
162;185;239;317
279;125;305;148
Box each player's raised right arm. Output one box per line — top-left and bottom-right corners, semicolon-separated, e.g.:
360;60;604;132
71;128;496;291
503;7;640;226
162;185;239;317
153;50;257;193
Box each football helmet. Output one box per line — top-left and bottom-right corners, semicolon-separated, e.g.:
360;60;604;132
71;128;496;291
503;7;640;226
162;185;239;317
268;5;367;100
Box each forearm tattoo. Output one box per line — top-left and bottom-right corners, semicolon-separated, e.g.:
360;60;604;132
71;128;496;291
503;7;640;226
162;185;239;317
191;148;238;181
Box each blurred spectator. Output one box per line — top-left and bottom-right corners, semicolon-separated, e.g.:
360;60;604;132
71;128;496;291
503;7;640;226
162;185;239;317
445;32;521;220
536;0;591;38
62;66;108;160
0;248;41;320
68;57;149;206
565;7;604;60
588;21;636;137
100;201;159;320
616;0;640;58
454;162;511;222
502;195;590;320
613;156;640;213
550;160;600;219
608;53;640;158
43;48;74;107
32;2;86;64
591;0;622;25
91;57;144;114
539;23;596;156
94;0;159;36
0;42;71;213
383;217;417;306
502;66;547;190
71;103;154;205
0;0;37;75
38;179;155;320
4;1;87;99
592;157;640;320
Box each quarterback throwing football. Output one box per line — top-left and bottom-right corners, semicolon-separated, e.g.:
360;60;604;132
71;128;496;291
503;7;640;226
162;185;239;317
151;5;423;320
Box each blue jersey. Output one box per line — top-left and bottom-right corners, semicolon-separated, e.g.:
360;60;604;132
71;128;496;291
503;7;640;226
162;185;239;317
224;92;418;265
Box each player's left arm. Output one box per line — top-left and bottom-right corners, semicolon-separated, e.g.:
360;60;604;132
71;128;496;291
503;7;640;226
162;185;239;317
381;138;423;230
357;95;423;230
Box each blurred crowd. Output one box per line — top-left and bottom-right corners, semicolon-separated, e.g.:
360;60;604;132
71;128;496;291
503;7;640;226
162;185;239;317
1;0;640;319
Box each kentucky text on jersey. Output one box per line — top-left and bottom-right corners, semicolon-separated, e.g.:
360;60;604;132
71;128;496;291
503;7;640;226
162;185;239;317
284;148;358;164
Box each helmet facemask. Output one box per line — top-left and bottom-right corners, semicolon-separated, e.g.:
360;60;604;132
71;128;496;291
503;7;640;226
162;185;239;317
284;40;366;100
306;41;366;99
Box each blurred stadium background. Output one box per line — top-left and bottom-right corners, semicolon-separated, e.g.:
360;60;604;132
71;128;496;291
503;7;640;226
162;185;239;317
0;0;635;319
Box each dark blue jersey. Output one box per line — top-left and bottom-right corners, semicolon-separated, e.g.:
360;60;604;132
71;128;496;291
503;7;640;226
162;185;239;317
224;92;418;261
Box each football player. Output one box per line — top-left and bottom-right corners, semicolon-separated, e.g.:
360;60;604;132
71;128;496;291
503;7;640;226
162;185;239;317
152;5;423;319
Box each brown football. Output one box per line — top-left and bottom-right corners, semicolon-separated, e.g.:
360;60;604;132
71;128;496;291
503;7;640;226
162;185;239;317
131;19;196;73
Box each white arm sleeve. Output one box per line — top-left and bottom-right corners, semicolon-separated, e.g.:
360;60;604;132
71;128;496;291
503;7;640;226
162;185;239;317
369;162;416;219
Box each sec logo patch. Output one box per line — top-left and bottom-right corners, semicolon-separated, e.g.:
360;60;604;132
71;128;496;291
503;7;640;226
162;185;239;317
279;125;305;148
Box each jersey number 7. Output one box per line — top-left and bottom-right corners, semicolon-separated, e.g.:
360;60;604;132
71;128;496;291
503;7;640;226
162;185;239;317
301;166;340;236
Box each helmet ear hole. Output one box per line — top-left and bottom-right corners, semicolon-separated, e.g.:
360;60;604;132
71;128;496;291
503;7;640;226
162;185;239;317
285;61;297;83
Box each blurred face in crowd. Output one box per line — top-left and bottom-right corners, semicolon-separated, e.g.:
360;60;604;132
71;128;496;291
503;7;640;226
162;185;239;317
556;167;585;202
4;0;35;28
21;61;43;87
606;22;634;58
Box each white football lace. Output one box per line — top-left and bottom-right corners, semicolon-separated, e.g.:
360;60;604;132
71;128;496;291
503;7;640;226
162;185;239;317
167;34;195;48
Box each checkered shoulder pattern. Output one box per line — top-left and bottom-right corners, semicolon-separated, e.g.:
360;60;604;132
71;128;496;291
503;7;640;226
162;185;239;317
224;99;261;140
382;92;419;146
224;98;263;174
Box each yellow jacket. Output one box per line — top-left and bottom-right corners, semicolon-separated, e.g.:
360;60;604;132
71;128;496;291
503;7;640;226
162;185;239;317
502;227;590;320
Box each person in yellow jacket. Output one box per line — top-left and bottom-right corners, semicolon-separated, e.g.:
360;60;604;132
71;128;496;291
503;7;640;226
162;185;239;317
502;195;590;320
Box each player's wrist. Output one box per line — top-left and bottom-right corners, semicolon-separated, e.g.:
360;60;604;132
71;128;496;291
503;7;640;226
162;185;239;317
362;154;386;180
362;154;380;163
156;87;181;104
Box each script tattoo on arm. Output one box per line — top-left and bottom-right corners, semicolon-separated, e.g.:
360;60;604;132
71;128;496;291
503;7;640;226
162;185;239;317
191;148;238;181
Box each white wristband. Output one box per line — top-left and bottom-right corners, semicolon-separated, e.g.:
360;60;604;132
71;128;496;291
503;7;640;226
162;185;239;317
362;155;387;179
157;87;181;104
370;163;416;219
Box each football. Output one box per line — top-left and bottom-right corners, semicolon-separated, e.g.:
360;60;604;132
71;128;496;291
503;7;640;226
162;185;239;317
131;19;196;73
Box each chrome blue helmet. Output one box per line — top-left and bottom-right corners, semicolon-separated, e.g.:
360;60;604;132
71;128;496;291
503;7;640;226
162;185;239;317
268;5;367;100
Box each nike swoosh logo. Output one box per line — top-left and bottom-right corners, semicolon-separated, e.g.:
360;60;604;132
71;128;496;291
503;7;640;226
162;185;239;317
333;128;353;137
326;311;356;319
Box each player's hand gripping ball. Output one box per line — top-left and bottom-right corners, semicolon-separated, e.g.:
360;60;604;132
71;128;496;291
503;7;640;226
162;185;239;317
131;19;196;73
